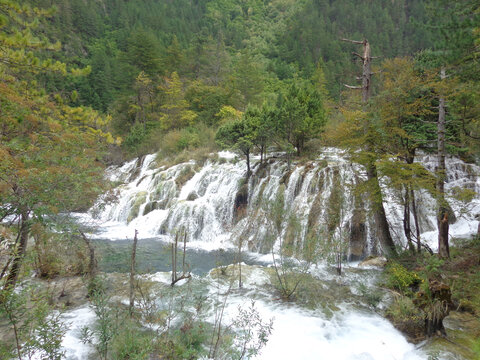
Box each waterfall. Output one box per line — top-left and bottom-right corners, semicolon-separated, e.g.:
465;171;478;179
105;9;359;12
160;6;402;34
85;149;480;257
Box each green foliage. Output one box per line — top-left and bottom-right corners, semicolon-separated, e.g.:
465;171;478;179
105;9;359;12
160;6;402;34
384;262;422;294
0;286;67;360
386;295;424;324
215;116;255;173
274;81;327;155
110;321;154;360
122;122;148;151
357;283;383;309
423;255;445;279
473;337;480;360
185;81;232;126
81;286;120;360
20;0;446;156
126;29;162;77
0;0;116;290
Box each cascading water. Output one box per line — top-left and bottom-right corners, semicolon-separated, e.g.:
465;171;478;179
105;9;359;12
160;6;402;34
64;148;480;360
84;148;480;256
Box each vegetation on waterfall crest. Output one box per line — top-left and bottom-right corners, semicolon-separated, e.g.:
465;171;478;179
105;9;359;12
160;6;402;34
1;0;480;358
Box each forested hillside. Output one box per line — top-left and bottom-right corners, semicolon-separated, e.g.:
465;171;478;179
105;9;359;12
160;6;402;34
27;0;439;157
1;0;480;358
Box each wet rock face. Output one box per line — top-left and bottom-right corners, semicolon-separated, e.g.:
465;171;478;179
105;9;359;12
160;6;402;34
349;209;367;261
186;191;198;201
93;149;480;258
233;182;249;222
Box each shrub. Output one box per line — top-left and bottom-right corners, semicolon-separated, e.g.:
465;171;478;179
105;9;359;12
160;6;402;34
111;321;154;360
357;283;383;309
32;225;91;278
423;255;445;279
384;262;421;294
385;295;424;339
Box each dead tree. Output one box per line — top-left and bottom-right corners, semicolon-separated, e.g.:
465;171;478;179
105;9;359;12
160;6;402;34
80;231;98;278
129;229;138;315
171;230;191;286
342;38;397;257
3;210;30;290
342;38;374;103
238;237;243;289
437;68;450;259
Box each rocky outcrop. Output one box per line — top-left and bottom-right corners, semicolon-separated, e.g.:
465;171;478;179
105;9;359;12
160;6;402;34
358;256;387;268
233;182;249;222
349;209;367;261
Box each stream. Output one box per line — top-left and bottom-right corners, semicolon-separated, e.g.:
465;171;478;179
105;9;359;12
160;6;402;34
58;149;480;359
59;237;438;360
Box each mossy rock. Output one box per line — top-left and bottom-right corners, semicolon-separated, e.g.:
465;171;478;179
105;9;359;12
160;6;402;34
175;165;195;188
233;183;249;222
186;191;198;201
143;201;159;216
127;191;148;223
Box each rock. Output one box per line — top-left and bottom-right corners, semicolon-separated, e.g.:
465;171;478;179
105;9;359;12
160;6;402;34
233;183;248;222
349;209;367;261
186;191;198;201
143;201;158;215
358;256;387;268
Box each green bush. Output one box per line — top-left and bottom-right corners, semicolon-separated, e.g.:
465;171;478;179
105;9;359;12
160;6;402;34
384;262;421;294
357;283;383;309
123;123;148;151
111;321;154;360
423;255;444;279
386;296;423;323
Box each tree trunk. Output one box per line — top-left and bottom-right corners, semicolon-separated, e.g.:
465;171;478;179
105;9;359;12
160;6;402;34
361;40;372;103
403;186;416;253
129;229;138;315
4;210;29;290
238;239;243;289
437;68;450;259
410;187;422;253
80;231;97;278
367;163;397;257
343;38;396;257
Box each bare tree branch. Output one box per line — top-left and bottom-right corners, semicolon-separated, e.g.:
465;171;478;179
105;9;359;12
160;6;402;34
341;38;364;44
344;84;363;90
352;52;364;60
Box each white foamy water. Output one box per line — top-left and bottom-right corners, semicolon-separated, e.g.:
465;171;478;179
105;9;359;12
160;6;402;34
83;149;480;257
251;303;422;360
61;149;480;359
201;263;426;360
62;307;96;360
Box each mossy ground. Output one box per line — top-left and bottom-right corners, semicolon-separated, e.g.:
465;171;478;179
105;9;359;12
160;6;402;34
383;236;480;358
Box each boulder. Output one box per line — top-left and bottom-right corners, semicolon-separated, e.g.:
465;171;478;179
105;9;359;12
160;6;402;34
186;191;198;201
358;256;387;268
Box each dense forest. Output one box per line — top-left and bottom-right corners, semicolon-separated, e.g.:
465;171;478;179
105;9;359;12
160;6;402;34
26;0;445;157
1;0;480;359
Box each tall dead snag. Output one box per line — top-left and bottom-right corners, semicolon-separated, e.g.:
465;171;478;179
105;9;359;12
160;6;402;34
3;210;30;290
80;231;98;278
171;230;191;286
343;38;397;257
238;237;243;289
129;229;138;315
437;68;449;259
